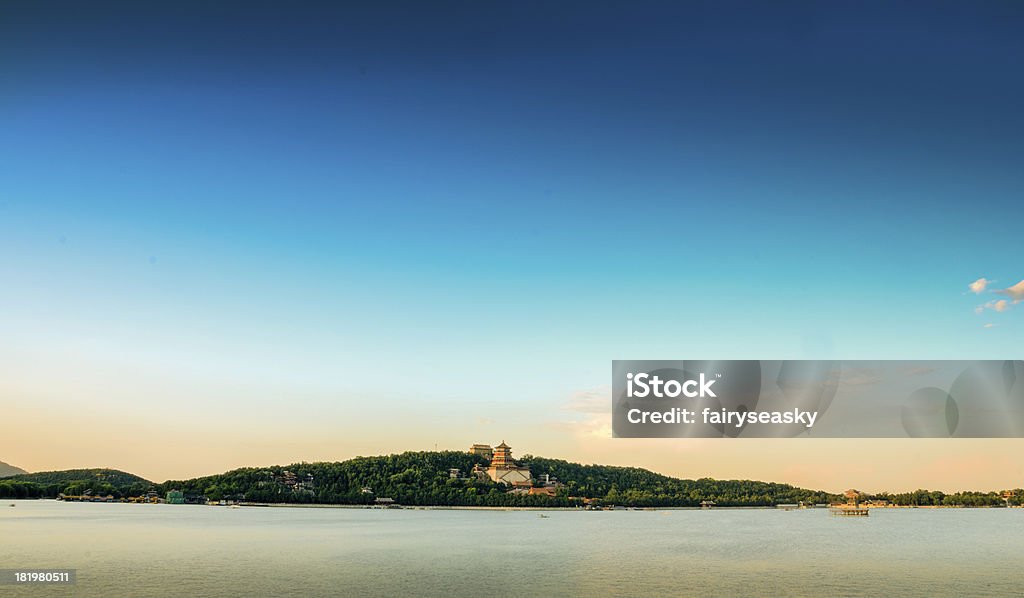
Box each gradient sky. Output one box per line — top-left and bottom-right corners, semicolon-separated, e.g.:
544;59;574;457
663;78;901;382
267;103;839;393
2;1;1023;492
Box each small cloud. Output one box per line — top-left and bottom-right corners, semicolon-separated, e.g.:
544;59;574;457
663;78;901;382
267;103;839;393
476;417;495;426
977;299;1010;313
555;388;614;441
969;278;989;294
998;280;1024;303
983;323;995;329
564;388;610;414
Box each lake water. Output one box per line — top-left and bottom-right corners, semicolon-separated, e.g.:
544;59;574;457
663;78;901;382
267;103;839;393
2;501;1022;596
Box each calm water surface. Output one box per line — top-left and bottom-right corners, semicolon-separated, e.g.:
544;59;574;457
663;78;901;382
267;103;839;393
2;501;1022;596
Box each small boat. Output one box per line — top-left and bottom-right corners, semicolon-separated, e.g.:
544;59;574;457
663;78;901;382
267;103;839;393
537;514;549;518
8;504;14;507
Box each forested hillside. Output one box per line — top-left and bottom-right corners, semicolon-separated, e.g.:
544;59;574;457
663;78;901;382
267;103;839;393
1;469;153;499
157;451;842;507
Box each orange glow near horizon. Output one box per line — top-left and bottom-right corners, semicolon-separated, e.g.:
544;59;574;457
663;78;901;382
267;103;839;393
4;389;1023;494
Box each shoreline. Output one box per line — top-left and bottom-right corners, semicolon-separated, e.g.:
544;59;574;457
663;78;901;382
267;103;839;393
10;499;1022;511
231;502;1022;511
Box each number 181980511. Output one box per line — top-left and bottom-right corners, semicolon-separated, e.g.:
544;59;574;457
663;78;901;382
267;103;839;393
1;569;76;585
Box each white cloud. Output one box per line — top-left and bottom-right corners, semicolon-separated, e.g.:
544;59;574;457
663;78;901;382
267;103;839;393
998;279;1024;303
984;323;995;329
969;278;990;294
977;299;1010;313
564;388;610;414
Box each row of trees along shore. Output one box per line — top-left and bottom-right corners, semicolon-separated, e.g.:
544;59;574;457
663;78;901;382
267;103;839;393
3;453;1024;508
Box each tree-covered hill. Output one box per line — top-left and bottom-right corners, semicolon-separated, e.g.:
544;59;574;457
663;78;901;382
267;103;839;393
159;451;497;505
6;468;151;486
156;451;842;507
0;468;153;499
521;455;838;507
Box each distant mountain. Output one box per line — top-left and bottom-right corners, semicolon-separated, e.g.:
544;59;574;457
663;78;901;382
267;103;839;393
0;460;27;477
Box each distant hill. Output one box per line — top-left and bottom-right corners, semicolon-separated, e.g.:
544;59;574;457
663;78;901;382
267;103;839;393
0;460;27;477
0;468;154;499
2;468;152;493
6;468;151;487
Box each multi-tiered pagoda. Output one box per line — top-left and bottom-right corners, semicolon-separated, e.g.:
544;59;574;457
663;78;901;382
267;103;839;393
469;441;532;486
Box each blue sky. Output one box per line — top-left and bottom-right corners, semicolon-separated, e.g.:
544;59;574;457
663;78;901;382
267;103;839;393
1;2;1023;483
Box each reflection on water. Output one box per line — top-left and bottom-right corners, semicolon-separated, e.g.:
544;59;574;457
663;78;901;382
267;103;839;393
2;501;1022;597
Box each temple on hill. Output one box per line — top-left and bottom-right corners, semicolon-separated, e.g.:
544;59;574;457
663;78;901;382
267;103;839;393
468;441;532;486
469;444;493;460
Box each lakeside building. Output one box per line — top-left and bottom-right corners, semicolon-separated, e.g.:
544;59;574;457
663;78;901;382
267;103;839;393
468;441;533;486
